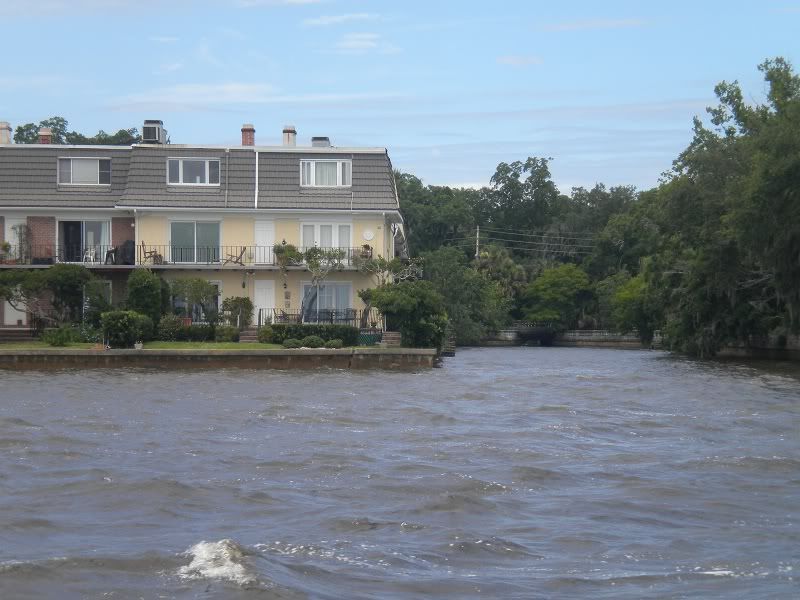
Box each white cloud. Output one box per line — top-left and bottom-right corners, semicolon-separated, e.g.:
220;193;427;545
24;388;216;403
195;42;224;67
335;32;401;54
540;18;646;32
303;13;377;26
497;55;544;67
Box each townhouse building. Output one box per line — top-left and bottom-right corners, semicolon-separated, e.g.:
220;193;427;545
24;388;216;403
0;120;405;327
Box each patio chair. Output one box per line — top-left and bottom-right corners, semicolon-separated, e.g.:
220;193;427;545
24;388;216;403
140;241;163;264
223;246;246;266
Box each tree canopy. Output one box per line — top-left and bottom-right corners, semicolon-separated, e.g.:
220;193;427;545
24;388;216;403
12;115;141;145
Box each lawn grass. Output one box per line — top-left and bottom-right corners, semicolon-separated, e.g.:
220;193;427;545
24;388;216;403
0;341;95;350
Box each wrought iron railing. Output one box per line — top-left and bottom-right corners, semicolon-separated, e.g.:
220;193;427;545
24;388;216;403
136;245;373;267
0;244;128;265
256;307;383;329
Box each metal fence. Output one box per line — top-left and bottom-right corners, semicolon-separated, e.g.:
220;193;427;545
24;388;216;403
137;245;373;267
257;308;384;329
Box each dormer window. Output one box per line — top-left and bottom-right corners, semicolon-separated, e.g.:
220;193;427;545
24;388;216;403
58;158;111;185
167;158;220;185
300;160;351;187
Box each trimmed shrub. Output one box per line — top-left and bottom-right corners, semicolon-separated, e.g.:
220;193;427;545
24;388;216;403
258;326;273;344
126;269;164;325
282;338;302;348
324;338;343;349
157;314;184;341
184;324;213;342
215;326;239;342
42;325;80;347
101;310;154;348
270;324;358;346
300;335;324;348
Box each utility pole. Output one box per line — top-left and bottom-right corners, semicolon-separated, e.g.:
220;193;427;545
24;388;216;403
474;225;480;260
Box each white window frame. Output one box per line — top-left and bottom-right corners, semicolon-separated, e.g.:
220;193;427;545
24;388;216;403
166;157;221;186
56;219;111;263
169;219;221;263
300;281;353;311
300;222;352;248
299;160;352;187
57;157;112;185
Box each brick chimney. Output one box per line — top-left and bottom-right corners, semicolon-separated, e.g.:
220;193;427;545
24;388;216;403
282;125;296;147
241;124;255;146
0;122;11;144
38;127;53;144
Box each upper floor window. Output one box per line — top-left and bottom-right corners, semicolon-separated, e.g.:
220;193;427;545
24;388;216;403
168;158;220;185
300;160;351;187
58;158;111;185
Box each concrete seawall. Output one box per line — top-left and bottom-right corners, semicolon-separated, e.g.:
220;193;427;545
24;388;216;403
0;348;437;370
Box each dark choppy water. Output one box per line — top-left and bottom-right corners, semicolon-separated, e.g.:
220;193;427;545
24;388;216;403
1;348;799;599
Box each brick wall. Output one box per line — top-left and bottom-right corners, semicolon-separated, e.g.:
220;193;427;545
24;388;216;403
112;217;135;246
27;216;56;259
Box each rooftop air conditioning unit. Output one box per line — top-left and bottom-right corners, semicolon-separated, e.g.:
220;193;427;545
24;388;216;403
142;119;167;144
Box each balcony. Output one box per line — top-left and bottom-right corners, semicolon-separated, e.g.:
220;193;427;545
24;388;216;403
0;244;134;267
136;244;375;269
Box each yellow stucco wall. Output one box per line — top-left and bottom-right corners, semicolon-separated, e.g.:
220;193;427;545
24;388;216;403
221;216;254;248
136;215;168;248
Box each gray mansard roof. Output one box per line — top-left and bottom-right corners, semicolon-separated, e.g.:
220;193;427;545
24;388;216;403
0;143;400;212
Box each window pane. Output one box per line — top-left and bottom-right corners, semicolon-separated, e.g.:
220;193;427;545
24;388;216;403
168;159;180;183
315;162;337;186
71;158;98;184
320;225;333;247
83;221;108;256
98;159;111;184
302;284;318;316
58;159;71;183
301;161;311;185
335;284;351;310
302;225;315;247
209;160;220;184
338;225;350;248
196;222;220;263
182;159;206;184
341;161;351;186
171;222;195;262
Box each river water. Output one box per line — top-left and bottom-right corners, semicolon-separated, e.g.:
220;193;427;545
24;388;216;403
0;347;798;598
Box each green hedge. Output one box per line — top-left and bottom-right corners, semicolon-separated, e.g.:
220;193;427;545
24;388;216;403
42;326;80;347
101;310;154;348
269;324;358;346
215;326;239;342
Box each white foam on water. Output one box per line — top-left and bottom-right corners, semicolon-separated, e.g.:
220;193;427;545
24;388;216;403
178;539;257;586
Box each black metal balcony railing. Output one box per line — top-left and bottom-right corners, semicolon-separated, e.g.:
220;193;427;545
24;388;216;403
136;245;373;267
257;307;384;329
0;244;376;267
0;244;128;265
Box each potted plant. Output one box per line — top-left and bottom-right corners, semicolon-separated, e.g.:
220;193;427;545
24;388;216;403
360;244;373;259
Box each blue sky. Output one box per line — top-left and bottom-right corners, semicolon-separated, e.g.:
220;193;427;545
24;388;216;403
0;0;797;192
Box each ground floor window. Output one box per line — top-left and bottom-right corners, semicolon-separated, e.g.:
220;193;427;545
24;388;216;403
172;280;221;323
301;282;352;322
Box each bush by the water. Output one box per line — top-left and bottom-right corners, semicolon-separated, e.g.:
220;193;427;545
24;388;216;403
180;324;214;342
215;326;239;342
324;338;343;349
157;314;184;341
42;325;80;347
101;310;154;348
282;338;302;348
300;335;324;348
79;324;102;344
257;326;273;343
270;324;357;346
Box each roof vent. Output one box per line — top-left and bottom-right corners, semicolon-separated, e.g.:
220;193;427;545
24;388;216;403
142;119;167;144
311;136;331;148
